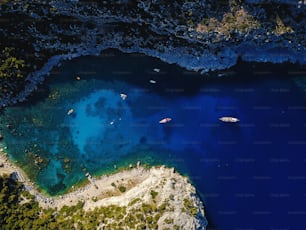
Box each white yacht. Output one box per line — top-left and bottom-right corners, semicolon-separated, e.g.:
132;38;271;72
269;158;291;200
219;117;240;123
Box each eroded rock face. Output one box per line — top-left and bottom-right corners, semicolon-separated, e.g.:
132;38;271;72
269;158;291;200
0;0;305;106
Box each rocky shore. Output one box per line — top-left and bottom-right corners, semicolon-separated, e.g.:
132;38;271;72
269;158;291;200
0;0;305;108
0;149;207;229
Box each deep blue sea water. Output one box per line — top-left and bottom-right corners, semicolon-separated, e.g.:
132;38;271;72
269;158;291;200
1;51;306;229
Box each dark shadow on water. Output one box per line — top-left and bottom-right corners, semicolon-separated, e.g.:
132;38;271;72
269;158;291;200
205;214;218;230
11;84;51;108
139;136;147;144
161;125;173;140
40;48;305;105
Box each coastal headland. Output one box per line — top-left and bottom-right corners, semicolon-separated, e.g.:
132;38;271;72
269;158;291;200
0;149;207;229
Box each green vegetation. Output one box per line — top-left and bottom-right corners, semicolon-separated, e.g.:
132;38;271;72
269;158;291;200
150;190;158;199
129;197;141;206
183;198;198;217
164;217;174;224
118;185;126;193
0;47;25;79
196;8;260;36
0;174;45;229
274;13;294;35
0;47;27;99
0;174;178;229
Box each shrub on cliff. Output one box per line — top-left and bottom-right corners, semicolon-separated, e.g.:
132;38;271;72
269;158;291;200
0;47;25;79
118;185;126;193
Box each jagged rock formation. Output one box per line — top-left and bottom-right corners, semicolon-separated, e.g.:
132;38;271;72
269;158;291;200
0;0;305;106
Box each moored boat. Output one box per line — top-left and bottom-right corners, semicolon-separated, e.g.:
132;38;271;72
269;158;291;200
159;117;172;124
219;116;240;123
120;93;127;100
67;109;74;115
149;79;157;84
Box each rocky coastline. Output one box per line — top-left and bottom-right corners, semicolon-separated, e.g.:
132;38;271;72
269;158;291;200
0;150;208;229
0;0;305;108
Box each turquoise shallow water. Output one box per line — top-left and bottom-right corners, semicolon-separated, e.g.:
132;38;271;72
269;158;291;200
1;51;306;229
0;64;188;194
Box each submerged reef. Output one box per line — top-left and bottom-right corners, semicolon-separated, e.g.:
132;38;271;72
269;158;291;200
0;0;305;106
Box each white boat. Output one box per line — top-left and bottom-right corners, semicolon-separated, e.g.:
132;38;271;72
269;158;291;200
120;93;127;100
153;68;160;73
67;109;74;115
149;79;157;84
219;117;240;123
159;117;172;124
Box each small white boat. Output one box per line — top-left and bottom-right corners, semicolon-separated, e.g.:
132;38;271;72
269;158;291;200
159;117;172;124
149;79;157;84
153;68;160;73
120;93;127;100
219;117;240;123
67;109;74;115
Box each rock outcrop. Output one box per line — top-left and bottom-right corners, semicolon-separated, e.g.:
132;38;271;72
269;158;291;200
0;155;208;229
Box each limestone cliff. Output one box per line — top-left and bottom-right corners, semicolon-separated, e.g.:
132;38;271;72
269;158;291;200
0;156;208;229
